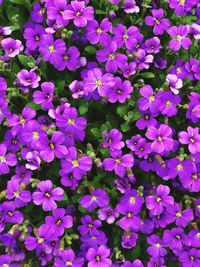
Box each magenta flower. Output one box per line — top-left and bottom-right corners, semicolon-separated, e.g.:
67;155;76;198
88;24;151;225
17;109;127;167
96;41;127;73
167;25;192;51
32;180;64;211
102;128;125;151
145;124;174;153
0;143;17;175
17;69;41;89
147;234;167;257
166;74;183;95
55;249;84;267
145;9;170;35
60;146;92;179
38;131;68;163
33;81;54;110
146;185;174;215
122;0;140;13
55;46;81;71
86;18;112;46
45;208;73;236
63;1;94;28
103;150;134;178
86;245;111;267
47;0;69;26
83;67;115;96
39;34;66;65
179;126;200;154
24;24;45;51
1;37;23;57
107;77;133;103
80;189;109;211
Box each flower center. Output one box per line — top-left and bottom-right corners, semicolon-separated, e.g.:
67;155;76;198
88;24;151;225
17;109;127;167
35;35;40;41
45;192;51;198
49;45;55;52
179;0;185;5
38;237;44;243
123;33;129;40
156;197;161;202
8;211;13;216
157;136;162;141
49;143;55;150
68;119;74;124
176;35;182;42
96;27;102;34
190;256;194;261
176;67;181;73
155;243;161;248
66;261;72;266
91;196;97;201
115;158;121;164
64;55;69;60
176;211;182;217
88;224;93;228
149;95;155;102
76;11;81;17
145;115;149;120
177;164;183;170
9;47;14;52
12;139;17;144
190;138;195;143
192;173;198;180
95;256;101;262
117;89;122;94
72;160;79;167
127;212;132;218
0;156;6;163
56;219;62;226
109;53;115;60
155;19;160;25
96;79;102;87
129;196;136;203
33;131;39;138
19;117;26;124
176;235;181;239
14;191;19;197
196;232;200;238
166;101;171;107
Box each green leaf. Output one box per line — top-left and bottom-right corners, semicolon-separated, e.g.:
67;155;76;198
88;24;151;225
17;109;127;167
84;46;96;54
9;0;27;3
18;55;36;68
27;102;41;111
95;9;106;15
90;128;101;138
121;122;130;132
79;104;88;115
116;105;129;118
139;72;155;79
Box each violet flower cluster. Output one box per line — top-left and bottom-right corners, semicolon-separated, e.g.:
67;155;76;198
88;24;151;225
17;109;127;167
0;0;200;266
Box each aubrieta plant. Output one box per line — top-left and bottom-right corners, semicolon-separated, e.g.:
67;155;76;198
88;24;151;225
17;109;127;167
0;0;200;266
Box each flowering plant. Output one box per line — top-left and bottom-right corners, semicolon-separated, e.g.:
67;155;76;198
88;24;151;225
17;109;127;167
0;0;200;266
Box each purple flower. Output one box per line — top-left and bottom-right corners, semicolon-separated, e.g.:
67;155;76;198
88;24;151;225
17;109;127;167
86;18;112;46
60;146;92;179
1;37;23;57
78;215;102;235
33;81;54;110
169;59;188;79
39;34;66;65
144;37;162;54
166;74;183;94
107;77;133;103
102;129;125;151
179;126;200;154
147;234;167;257
32;180;64;211
24;24;45;51
96;41;127;73
86;245;111;267
145;9;170;35
2;201;23;224
122;0;140;13
0;76;7;97
103;150;134;178
113;24;142;50
98;207;119;224
145;124;174;153
179;248;200;267
169;0;195;16
17;69;40;89
0;143;17;175
31;2;44;23
45;208;73;236
135;49;153;70
167;25;192;51
157;91;181;117
146;185;174;215
122;260;143;267
83;67;115;96
55;249;84;267
38;131;68;162
47;0;69;26
63;1;94;28
55;46;81;71
80;189;109;211
167;203;194;227
6;179;31;208
121;231;138;249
